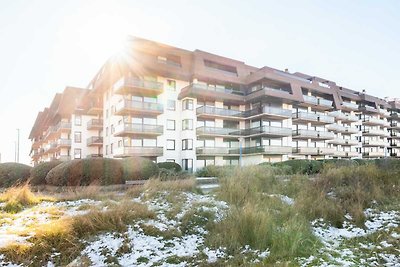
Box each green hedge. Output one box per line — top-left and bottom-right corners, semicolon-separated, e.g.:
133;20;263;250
157;162;182;172
29;161;62;185
45;158;124;186
0;162;32;188
273;160;324;175
122;157;159;181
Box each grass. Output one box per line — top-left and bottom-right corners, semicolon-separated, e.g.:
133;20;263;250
143;177;197;195
207;165;320;264
0;194;155;266
0;184;54;213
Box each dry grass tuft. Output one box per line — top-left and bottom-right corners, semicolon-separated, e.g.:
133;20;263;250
0;184;54;213
144;178;196;195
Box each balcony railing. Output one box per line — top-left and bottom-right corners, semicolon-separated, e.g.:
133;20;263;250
318;147;336;155
114;146;163;157
303;95;318;105
362;151;385;157
57;139;71;147
362;140;388;147
362;129;389;137
115;100;163;115
196;106;242;118
113;77;163;95
292;130;335;140
292;111;334;124
238;145;292;155
196;147;234;155
359;105;378;113
363;117;389;127
318;98;333;107
329;111;348;121
114;124;163;136
244;106;292;118
233;126;292;137
341;101;359;110
87;136;103;146
293;147;319;155
189;83;244;96
87;119;103;130
196;126;240;137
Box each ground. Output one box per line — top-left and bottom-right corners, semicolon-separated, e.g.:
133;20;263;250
0;182;399;267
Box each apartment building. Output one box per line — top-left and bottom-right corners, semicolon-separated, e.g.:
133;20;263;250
30;37;395;170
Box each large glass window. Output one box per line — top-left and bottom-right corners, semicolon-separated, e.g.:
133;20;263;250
182;139;193;150
182;119;193;130
74;132;82;143
167;120;175;130
182;99;194;110
182;159;193;172
74;148;81;159
167;100;176;110
166;140;175;150
74;115;82;126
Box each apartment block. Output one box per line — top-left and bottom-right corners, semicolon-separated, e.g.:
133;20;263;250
30;37;396;170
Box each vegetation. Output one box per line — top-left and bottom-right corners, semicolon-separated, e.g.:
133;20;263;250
29;161;62;185
45;158;124;186
157;162;182;172
0;184;54;213
122;157;159;181
0;162;32;187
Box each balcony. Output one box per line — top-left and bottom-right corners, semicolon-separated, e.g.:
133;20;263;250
343;127;359;135
233;126;292;137
115;100;163;116
363;117;390;127
302;95;318;105
114;124;163;137
328;138;347;145
45;142;57;153
87;103;103;115
390;122;400;130
362;151;385;158
391;141;400;147
362;129;389;137
390;152;400;157
196;126;240;137
390;131;400;139
87;136;103;146
292;129;335;140
87;119;103;130
362;140;387;147
86;154;103;158
238;145;292;155
378;109;390;117
329;111;348;121
359;105;378;114
196;147;236;156
389;113;400;121
292;111;334;125
57;139;71;148
179;83;244;103
244;106;292;119
343;139;359;146
113;146;163;158
341;101;359;111
318;147;336;155
113;77;164;96
196;106;242;120
293;147;319;155
333;150;347;157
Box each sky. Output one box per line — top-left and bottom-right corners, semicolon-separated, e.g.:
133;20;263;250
0;0;399;165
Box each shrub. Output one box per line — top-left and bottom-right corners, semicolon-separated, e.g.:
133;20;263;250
29;161;62;185
45;158;124;186
0;162;32;188
195;165;234;177
157;162;182;172
157;168;191;181
273;160;323;175
122;157;159;181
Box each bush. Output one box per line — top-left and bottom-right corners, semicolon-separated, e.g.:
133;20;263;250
0;162;32;188
195;165;234;177
29;161;62;185
157;168;191;181
273;160;323;175
122;157;159;181
157;162;182;172
45;158;124;186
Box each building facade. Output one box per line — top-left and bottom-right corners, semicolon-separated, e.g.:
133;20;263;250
30;37;398;171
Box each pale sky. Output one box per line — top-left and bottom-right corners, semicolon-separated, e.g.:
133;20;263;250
0;0;399;165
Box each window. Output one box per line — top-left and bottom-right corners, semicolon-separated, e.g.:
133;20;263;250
74;115;82;126
105;145;108;155
143;139;157;147
74;149;82;159
110;143;113;154
183;99;194;110
166;140;175;150
167;120;175;130
106;127;109;136
182;139;193;150
167;80;176;91
118;140;122;147
111;124;114;134
182;119;193;130
132;138;142;146
182;159;193;172
74;132;82;143
144;117;157;125
106;109;109;119
167;100;176;110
